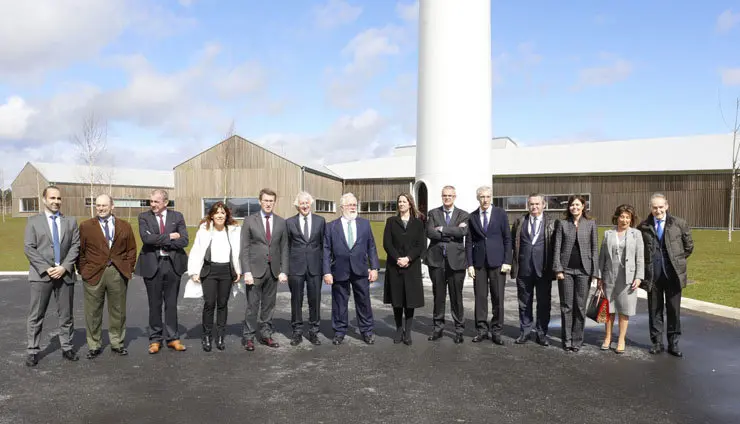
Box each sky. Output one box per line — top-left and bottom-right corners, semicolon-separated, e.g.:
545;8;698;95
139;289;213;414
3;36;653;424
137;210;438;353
1;0;740;187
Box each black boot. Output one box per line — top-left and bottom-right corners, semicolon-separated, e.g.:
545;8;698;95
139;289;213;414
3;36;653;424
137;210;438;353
403;315;414;346
393;307;404;344
202;335;212;352
394;327;404;344
216;335;225;351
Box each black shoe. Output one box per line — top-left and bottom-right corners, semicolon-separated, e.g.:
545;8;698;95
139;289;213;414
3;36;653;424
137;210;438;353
667;346;683;357
25;354;38;367
290;333;303;346
649;343;665;355
62;350;79;361
453;334;464;344
394;328;404;344
403;331;412;346
492;335;505;346
202;336;212;352
515;333;530;344
428;331;443;341
86;348;102;360
571;346;580;353
307;333;321;345
472;333;489;343
215;336;225;351
111;347;128;356
363;333;375;345
332;335;344;345
535;334;550;346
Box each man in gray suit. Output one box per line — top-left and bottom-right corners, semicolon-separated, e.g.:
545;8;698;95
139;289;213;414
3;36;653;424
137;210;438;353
24;185;80;366
240;188;289;351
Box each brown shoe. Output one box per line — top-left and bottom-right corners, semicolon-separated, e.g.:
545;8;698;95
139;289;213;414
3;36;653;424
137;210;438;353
148;342;161;354
167;340;187;351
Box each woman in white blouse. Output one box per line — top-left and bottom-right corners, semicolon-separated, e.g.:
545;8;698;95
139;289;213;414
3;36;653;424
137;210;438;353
187;202;241;352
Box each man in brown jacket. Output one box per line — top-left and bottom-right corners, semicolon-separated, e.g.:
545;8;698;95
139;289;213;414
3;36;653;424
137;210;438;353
78;194;137;359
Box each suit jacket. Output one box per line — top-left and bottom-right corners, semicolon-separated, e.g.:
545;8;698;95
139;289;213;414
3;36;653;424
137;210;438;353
510;213;556;280
323;216;380;280
78;216;137;285
466;207;512;269
637;214;694;288
135;209;189;279
24;212;80;284
187;223;242;279
597;227;644;287
425;206;469;270
239;212;289;279
286;213;326;277
552;217;598;277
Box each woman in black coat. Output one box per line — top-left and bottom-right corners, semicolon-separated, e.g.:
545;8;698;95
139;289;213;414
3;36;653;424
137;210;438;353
383;193;426;345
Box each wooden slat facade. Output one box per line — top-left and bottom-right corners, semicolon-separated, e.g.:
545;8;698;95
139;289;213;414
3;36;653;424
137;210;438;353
174;136;343;226
11;163;173;219
303;170;343;221
343;178;415;221
493;172;740;229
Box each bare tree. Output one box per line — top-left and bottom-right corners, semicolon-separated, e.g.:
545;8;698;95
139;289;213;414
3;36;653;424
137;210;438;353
727;98;740;241
0;168;5;222
72;113;108;217
218;119;236;203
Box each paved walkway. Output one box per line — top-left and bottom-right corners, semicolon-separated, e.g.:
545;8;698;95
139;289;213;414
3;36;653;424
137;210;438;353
0;275;738;423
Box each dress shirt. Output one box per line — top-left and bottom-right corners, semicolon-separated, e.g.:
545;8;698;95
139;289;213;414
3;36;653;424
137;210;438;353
479;207;490;228
260;210;273;237
98;215;115;247
209;229;231;263
340;216;357;247
529;214;542;244
301;213;312;238
443;207;454;225
44;210;63;241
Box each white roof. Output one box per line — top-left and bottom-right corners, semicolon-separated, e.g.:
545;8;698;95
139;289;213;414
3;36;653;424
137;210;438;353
327;133;736;179
30;162;174;188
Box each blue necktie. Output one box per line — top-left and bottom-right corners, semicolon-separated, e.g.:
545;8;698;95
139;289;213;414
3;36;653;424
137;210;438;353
483;210;489;231
656;219;664;240
445;210;451;225
50;215;61;265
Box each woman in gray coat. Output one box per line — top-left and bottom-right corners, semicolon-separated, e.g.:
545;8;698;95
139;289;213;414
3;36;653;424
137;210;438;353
597;204;644;354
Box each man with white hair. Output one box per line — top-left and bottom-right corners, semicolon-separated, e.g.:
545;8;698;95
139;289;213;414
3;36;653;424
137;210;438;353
286;191;326;346
323;193;380;345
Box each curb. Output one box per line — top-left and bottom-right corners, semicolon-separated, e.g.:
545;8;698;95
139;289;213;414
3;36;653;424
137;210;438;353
3;271;739;321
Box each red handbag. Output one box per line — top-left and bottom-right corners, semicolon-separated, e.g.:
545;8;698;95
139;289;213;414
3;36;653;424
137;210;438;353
586;288;610;323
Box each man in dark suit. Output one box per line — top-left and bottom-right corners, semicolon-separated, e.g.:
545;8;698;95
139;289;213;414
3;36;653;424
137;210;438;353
135;189;189;354
323;192;380;345
425;185;469;343
510;193;555;346
24;185;80;366
286;191;326;346
78;194;137;359
638;193;694;358
466;185;512;345
240;188;289;351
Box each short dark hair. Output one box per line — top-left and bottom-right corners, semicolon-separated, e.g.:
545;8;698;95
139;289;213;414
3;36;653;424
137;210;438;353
42;185;61;198
259;188;277;200
611;204;639;227
564;194;591;220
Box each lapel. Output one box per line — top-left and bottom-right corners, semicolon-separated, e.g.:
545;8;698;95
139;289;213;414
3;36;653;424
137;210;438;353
36;213;53;243
392;215;405;232
469;209;482;235
336;219;351;251
151;211;163;235
57;214;67;243
112;216;122;247
254;213;267;243
165;209;175;233
92;217;112;252
524;214;533;238
606;229;617;258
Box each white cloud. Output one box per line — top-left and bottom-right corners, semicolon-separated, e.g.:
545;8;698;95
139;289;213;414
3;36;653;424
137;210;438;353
575;54;633;88
396;1;419;22
717;9;740;34
212;61;267;99
0;96;37;139
720;68;740;86
314;0;362;29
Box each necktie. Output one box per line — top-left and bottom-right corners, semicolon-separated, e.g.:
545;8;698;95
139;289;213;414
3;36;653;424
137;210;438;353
445;210;451;225
102;218;112;247
265;215;272;244
157;213;165;234
656;219;664;240
303;216;309;239
50;215;61;266
347;221;354;248
483;210;489;231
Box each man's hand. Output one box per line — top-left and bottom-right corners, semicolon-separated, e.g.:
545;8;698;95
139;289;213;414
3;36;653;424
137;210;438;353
191;274;200;283
169;232;181;240
244;272;254;285
631;279;641;290
397;257;410;268
369;270;378;283
47;266;66;280
555;272;565;280
435;226;443;232
458;222;467;228
500;264;511;274
467;266;475;279
323;274;333;285
278;273;288;283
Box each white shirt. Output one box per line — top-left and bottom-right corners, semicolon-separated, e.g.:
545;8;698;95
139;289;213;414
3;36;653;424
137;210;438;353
44;210;64;243
155;209;168;232
98;215;115;247
340;216;357;247
209;229;231;263
260;211;273;238
479;207;490;228
300;213;312;238
529;214;542;244
443;207;455;224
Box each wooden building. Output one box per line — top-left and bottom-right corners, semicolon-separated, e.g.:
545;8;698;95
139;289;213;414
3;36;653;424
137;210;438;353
174;135;343;226
11;162;174;219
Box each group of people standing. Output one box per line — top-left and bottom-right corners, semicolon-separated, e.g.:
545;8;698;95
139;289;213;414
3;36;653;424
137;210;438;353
22;183;693;367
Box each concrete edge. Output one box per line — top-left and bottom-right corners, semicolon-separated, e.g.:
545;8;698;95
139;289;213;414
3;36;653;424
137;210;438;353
3;271;739;321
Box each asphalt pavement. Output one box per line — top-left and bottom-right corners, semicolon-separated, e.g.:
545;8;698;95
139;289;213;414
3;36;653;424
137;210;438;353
0;275;738;424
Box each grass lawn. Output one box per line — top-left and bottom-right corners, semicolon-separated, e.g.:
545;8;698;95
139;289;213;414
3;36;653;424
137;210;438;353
2;216;738;308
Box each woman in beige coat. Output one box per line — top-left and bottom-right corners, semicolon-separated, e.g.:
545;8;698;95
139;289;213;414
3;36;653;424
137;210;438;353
597;204;644;354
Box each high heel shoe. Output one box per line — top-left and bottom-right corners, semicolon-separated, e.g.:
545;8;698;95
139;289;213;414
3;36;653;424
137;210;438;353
600;340;611;351
394;327;404;344
202;335;212;352
216;335;225;351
